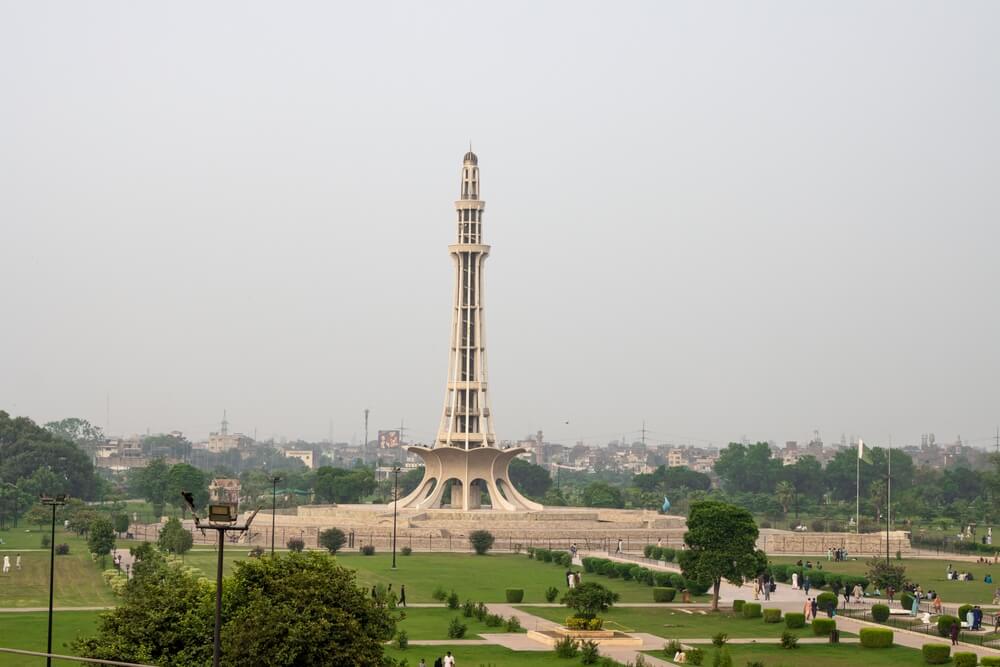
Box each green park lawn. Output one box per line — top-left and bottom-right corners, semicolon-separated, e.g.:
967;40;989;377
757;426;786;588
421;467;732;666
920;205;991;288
769;555;1000;606
397;607;522;639
0;610;102;666
648;643;929;666
0;529;117;608
521;606;850;639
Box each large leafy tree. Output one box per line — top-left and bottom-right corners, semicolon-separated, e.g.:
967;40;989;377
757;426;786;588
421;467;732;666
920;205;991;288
128;459;171;517
313;467;375;504
166;464;209;515
44;417;104;446
87;517;117;566
581;481;624;508
679;500;767;611
561;582;619;619
509;459;552;499
0;411;99;499
713;442;779;494
157;517;193;556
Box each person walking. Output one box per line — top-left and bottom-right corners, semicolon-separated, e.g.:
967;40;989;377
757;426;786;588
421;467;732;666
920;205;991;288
764;576;771;601
1;555;9;575
418;660;426;667
852;583;863;603
791;571;799;590
950;621;960;646
615;538;623;554
399;585;407;608
933;595;942;613
827;547;832;561
803;576;811;596
443;650;456;666
803;598;812;621
811;597;818;619
15;554;21;571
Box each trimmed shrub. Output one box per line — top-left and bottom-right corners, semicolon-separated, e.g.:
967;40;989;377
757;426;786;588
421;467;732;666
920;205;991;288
668;573;686;589
661;548;676;562
742;603;762;619
785;613;805;629
808;571;826;587
770;564;789;583
957;604;973;621
732;600;745;613
921;644;950;664
401;546;412;556
505;588;524;603
446;591;460;609
55;543;70;555
653;587;676;603
811;618;836;636
937;615;960;637
614;562;634;580
318;527;346;554
654;572;672;587
484;613;504;627
287;537;305;552
644;545;656;558
816;592;838;614
900;592;915;612
686;647;705;665
871;604;890;622
505;615;522;632
538;548;553;563
981;657;1000;666
545;586;559;602
555;551;573;567
953;653;977;667
859;627;893;648
395;629;408;650
763;608;782;623
603;561;620;578
469;530;495;555
629;565;645;582
360;544;375;555
781;631;799;649
582;557;598;573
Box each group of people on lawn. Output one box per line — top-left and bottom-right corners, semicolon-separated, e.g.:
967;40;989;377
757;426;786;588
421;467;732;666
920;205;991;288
1;553;21;574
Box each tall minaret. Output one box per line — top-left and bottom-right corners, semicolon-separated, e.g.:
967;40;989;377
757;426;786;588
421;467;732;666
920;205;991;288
438;150;495;449
393;150;542;512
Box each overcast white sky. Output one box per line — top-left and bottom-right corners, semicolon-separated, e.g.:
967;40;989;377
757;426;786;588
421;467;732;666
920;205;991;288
1;1;997;449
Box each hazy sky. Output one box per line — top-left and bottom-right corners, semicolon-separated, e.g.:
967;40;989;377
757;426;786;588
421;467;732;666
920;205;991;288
2;2;998;449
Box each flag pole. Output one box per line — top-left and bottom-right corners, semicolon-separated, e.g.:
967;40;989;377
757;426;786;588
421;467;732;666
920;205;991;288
887;435;892;564
856;445;860;535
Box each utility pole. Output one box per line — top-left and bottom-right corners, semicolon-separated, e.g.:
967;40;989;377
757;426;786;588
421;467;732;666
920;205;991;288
641;420;647;447
364;408;370;459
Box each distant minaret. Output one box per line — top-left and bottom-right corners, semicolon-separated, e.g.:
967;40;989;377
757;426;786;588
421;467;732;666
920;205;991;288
221;410;229;436
437;149;495;449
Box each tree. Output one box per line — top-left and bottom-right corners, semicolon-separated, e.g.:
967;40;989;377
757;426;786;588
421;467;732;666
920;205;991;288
468;530;495;555
157;516;193;556
713;442;779;495
561;582;619;619
112;513;130;536
44;417;104;447
774;481;796;515
319;528;346;554
0;411;100;499
398;466;426;496
166;463;209;516
581;481;624;508
509;459;552;499
866;558;907;591
129;459;170;517
679;500;767;611
78;550;400;666
314;467;376;504
87;517;116;567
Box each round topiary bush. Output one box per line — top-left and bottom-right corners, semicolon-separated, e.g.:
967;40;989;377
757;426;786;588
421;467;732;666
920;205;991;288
505;588;524;603
808;571;826;588
732;600;745;613
644;545;656;558
936;615;960;637
661;548;676;562
871;604;890;622
957;604;973;621
653;587;676;603
742;603;762;619
469;530;495;555
653;572;672;587
812;618;836;636
900;592;915;612
953;652;977;667
816;592;838;614
921;644;951;665
785;613;806;629
686;579;711;596
859;627;893;648
763;608;781;623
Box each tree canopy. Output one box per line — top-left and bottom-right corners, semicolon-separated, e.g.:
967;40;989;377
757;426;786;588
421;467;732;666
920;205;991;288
0;411;100;500
680;500;767;611
509;458;553;499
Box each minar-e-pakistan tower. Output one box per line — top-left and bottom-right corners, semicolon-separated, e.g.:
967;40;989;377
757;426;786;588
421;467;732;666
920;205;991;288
394;151;543;512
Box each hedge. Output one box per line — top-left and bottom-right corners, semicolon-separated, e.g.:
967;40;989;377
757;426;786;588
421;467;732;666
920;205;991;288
936;615;960;637
770;564;789;583
812;618;836;636
921;644;950;664
763;608;781;623
742;603;762;619
654;572;672;587
981;657;1000;666
505;589;524;603
653;587;676;603
816;592;838;614
953;652;977;667
732;600;745;613
871;604;890;622
613;562;633;580
957;604;973;621
644;545;656;558
686;579;711;596
900;592;915;612
661;548;676;562
785;613;805;629
859;628;893;648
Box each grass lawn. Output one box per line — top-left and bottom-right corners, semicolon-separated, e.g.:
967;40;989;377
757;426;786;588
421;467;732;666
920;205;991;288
0;610;102;666
768;555;1000;606
521;607;848;639
397;607;522;639
385;644;572;666
0;529;117;608
649;642;929;666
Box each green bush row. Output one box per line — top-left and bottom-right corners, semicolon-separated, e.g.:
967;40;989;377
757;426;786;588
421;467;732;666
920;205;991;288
642;545;677;562
579;556;709;595
768;564;869;592
921;643;949;664
812;618;836;636
859;627;893;648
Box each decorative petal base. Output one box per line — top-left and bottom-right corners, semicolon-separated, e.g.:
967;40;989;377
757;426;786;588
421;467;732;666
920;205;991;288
391;446;543;511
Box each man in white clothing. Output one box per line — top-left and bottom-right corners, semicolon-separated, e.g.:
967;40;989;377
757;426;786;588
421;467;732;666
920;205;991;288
2;555;9;574
443;651;456;666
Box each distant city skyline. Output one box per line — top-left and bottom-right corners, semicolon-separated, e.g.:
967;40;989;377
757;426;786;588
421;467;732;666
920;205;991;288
2;2;997;449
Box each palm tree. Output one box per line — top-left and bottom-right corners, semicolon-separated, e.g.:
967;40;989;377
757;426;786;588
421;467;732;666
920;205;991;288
775;481;796;515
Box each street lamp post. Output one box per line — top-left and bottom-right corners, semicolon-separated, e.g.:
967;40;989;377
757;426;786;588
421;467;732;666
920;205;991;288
182;492;260;667
40;494;66;667
269;476;281;556
391;467;400;570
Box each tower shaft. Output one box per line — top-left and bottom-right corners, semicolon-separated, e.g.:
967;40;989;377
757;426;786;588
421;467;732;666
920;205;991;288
438;151;494;449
